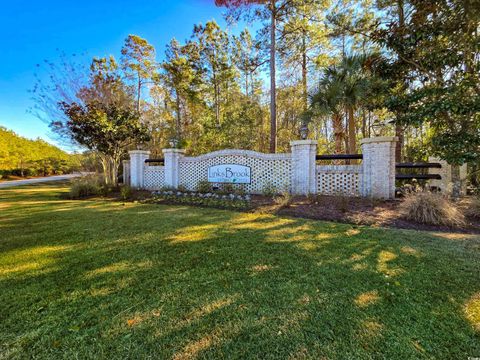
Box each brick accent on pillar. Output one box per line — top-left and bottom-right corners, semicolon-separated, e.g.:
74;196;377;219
360;137;397;199
290;140;317;195
162;148;185;188
128;150;150;189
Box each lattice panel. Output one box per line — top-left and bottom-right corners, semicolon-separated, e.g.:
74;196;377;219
144;166;165;190
317;165;361;196
179;151;291;193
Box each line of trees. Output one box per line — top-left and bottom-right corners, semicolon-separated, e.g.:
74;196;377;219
0;127;81;178
33;0;479;191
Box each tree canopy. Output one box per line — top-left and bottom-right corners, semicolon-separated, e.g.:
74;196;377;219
0;126;80;177
31;0;479;189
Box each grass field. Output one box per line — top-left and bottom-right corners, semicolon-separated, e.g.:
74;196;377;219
0;183;479;359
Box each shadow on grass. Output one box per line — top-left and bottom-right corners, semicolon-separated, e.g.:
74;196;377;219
0;183;479;359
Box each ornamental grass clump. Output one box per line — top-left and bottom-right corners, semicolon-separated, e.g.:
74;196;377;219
464;197;480;219
274;189;293;210
69;175;102;199
399;189;465;227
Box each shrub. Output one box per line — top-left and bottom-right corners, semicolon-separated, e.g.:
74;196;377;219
120;185;132;200
159;185;176;192
399;190;465;227
464;197;480;219
97;182;119;197
216;183;247;195
196;181;212;193
220;183;235;194
177;184;188;192
151;190;251;210
234;185;246;196
274;189;293;209
69;175;101;199
262;182;277;197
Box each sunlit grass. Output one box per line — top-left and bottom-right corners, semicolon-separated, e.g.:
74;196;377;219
0;182;479;359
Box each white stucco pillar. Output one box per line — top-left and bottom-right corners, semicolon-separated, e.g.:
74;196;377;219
361;136;397;199
128;150;150;189
162;148;185;188
290;140;317;195
428;157;467;195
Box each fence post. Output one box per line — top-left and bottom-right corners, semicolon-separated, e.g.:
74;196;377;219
428;157;467;195
360;136;397;199
290;140;317;195
162;148;185;189
128;150;150;189
122;160;130;185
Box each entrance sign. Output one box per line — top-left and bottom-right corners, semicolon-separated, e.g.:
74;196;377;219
208;164;251;184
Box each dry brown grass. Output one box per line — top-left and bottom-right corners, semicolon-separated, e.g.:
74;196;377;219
273;190;293;210
399;190;465;227
463;197;480;219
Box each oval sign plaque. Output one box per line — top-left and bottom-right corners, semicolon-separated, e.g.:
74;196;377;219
208;164;251;184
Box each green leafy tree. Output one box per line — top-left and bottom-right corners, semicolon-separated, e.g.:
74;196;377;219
192;21;235;128
310;69;345;153
60;58;150;185
161;39;203;143
231;29;263;97
121;35;157;112
373;0;480;196
216;0;290;153
277;0;332;111
311;54;374;154
0;126;78;177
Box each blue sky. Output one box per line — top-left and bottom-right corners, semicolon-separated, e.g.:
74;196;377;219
0;0;231;149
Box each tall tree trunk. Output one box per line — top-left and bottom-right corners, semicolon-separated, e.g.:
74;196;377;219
361;109;367;138
111;156;120;187
344;113;349;154
99;155;109;185
332;113;344;154
301;29;308;112
395;0;405;162
395;125;404;161
347;106;356;154
269;0;277;153
213;72;220;128
136;71;141;113
175;89;181;141
19;158;24;177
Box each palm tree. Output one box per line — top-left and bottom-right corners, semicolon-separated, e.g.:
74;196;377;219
311;66;345;153
340;55;370;154
311;54;372;154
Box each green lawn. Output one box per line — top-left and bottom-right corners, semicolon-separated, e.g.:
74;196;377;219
0;183;479;359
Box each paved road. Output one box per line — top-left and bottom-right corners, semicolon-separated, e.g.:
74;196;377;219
0;173;84;188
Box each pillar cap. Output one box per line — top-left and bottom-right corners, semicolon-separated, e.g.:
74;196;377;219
290;140;317;146
162;148;186;154
360;136;397;145
128;150;151;155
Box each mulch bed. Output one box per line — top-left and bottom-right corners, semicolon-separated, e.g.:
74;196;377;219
103;190;480;234
250;194;480;234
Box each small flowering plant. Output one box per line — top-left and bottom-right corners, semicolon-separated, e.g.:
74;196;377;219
151;187;251;210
